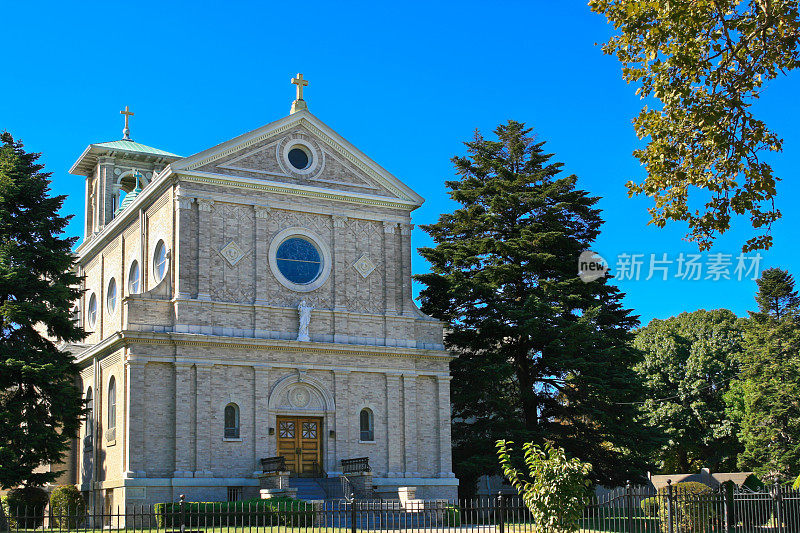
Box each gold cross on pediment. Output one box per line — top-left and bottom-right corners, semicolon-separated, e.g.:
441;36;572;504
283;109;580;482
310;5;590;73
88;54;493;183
291;73;309;101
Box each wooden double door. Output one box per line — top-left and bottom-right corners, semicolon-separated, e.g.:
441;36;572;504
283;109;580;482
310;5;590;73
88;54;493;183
277;416;322;476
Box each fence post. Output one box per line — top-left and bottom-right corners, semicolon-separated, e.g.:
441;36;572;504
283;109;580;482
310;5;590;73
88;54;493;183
626;481;633;533
666;479;674;533
723;481;734;533
773;482;783;533
179;494;185;533
497;491;505;533
350;498;357;533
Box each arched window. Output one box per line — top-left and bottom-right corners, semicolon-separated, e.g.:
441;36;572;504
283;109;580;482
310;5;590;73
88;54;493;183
224;403;240;439
107;377;116;431
87;293;97;328
85;387;94;437
359;408;374;442
153;240;167;282
106;278;117;314
128;260;140;294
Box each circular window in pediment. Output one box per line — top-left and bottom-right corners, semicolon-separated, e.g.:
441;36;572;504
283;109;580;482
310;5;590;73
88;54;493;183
288;147;311;170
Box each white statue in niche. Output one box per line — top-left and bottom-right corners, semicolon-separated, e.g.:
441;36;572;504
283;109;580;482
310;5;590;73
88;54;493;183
297;300;313;341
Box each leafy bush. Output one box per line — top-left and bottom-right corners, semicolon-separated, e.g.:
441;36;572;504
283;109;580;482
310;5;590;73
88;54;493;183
49;485;86;530
0;487;50;529
154;497;313;527
656;482;716;533
497;440;591;533
640;496;659;517
444;505;461;526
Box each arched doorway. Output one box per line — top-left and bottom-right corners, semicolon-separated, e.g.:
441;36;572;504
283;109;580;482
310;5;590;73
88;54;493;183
268;373;335;476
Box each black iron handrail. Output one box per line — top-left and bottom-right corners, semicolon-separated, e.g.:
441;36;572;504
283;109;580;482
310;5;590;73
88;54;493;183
340;457;371;474
260;456;286;473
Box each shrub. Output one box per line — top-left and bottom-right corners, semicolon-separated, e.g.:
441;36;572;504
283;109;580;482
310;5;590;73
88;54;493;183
497;440;591;533
444;505;461;526
154;497;313;528
640;496;659;517
49;485;86;530
656;482;716;533
0;487;50;529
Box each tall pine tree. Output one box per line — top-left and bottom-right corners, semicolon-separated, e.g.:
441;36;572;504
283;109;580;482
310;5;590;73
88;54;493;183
728;268;800;482
0;132;85;488
416;121;657;493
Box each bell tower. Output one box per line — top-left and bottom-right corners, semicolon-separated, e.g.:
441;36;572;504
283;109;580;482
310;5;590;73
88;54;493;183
69;107;182;239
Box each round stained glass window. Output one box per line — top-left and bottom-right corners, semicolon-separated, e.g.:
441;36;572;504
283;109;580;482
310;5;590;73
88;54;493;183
275;237;322;285
287;147;310;170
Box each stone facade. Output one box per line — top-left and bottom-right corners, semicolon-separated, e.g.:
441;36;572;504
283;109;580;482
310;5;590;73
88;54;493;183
65;107;456;511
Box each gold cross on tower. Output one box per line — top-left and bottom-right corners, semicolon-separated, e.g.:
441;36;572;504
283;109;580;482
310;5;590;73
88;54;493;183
120;106;134;140
290;73;309;114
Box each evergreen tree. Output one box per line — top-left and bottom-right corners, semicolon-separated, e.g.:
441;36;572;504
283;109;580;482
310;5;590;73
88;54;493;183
416;121;657;493
0;132;85;488
754;268;800;319
633;310;744;473
729;268;800;483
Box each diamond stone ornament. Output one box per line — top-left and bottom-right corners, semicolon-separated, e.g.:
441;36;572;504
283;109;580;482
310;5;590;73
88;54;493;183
220;241;245;267
353;254;376;278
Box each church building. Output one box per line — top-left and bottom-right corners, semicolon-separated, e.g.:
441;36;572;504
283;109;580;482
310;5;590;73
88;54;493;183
66;75;456;509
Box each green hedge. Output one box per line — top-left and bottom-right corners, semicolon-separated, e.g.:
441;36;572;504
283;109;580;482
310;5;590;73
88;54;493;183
640;496;659;517
49;485;86;530
656;482;716;533
0;487;50;529
154;497;313;527
444;505;461;526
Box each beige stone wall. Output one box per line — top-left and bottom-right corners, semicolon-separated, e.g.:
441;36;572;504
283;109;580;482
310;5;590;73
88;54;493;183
70;114;454;507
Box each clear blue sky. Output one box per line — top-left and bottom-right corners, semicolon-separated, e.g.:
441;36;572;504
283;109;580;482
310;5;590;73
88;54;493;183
2;1;798;325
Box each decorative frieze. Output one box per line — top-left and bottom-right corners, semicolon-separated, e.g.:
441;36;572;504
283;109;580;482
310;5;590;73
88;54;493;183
332;214;348;228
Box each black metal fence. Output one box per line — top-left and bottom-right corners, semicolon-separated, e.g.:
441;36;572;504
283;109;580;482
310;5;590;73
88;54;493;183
2;484;799;532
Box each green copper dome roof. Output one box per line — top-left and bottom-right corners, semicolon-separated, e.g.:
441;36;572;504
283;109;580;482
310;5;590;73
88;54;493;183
93;140;180;157
114;174;143;216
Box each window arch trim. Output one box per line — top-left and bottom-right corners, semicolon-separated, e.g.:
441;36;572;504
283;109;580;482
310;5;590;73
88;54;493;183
224;403;240;439
359;407;374;442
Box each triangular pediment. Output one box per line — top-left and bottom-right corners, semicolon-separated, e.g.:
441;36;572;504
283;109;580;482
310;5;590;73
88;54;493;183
171;110;424;208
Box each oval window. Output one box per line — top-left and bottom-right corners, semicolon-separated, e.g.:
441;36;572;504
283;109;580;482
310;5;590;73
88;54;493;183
87;293;97;327
153;240;167;282
128;260;140;294
106;278;117;314
275;237;322;285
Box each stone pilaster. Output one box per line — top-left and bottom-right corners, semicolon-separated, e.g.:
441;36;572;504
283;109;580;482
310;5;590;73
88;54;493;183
403;374;418;476
386;373;402;476
254;206;271;305
437;375;454;477
194;364;213;476
383;222;398;315
196;199;214;301
400;224;414;316
174;363;194;477
175;195;195;299
332;215;348;342
253;367;271;475
333;369;350;470
124;359;146;478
